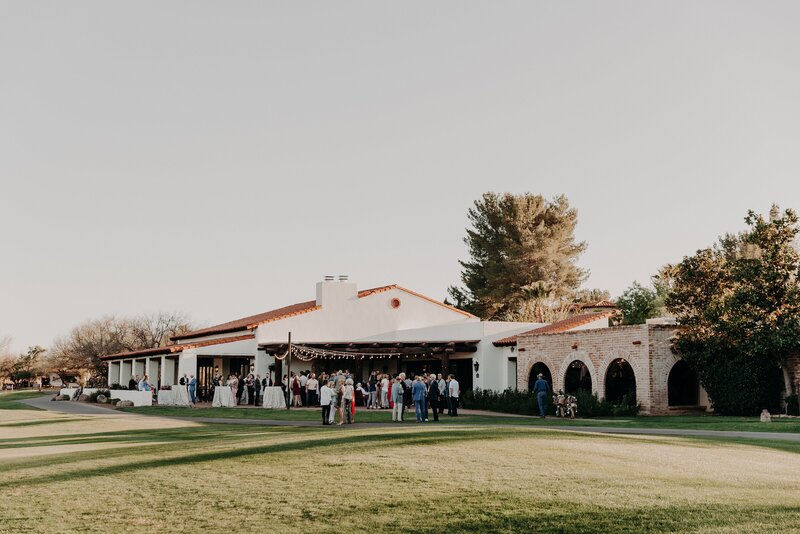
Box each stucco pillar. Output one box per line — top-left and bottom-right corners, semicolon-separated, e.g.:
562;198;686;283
255;349;269;380
178;351;197;382
147;358;160;387
120;360;132;386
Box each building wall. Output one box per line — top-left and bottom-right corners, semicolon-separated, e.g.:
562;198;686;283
515;324;686;415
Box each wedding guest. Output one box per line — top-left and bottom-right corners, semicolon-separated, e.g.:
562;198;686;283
320;380;333;425
341;378;355;425
412;376;427;422
188;374;197;404
391;375;404;422
246;374;255;406
128;375;138;390
428;373;439;422
448;374;460;416
367;371;377;409
291;374;302;407
437;373;446;414
299;372;308;407
253;374;262;406
230;374;239;405
306;373;319;406
328;380;338;425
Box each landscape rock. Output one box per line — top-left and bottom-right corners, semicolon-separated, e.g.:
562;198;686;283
96;394;108;404
78;394;90;402
117;400;134;408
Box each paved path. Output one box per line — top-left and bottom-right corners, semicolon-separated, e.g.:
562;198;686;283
23;396;800;442
21;396;133;416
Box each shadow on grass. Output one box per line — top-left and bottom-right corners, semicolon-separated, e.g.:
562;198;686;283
0;427;525;489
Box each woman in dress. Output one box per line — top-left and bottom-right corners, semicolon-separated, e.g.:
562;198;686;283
291;375;302;407
229;374;239;405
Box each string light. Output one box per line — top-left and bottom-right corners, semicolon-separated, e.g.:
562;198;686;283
278;344;433;361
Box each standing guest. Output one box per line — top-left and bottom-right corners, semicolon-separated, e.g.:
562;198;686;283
355;382;368;406
320;380;333;425
188;374;197;404
128;375;138;391
437;373;446;414
246;374;256;406
253;374;262;406
403;374;413;408
328;380;338;425
532;373;550;418
412;376;427;422
230;374;239;405
428;374;439;422
448;374;460;416
306;373;319;406
341;378;355;425
281;374;289;407
367;371;377;409
236;373;246;404
299;372;308;407
380;374;389;408
391;375;404;422
291;374;303;407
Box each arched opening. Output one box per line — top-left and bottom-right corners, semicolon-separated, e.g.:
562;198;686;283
564;360;592;394
604;358;636;404
528;362;552;391
668;360;699;406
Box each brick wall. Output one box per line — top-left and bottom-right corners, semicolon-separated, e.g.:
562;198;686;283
515;324;681;415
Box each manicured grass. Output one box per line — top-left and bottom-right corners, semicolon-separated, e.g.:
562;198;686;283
123;405;800;433
1;410;800;532
0;390;47;411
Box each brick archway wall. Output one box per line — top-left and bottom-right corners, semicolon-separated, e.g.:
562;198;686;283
555;351;598;396
598;348;648;410
518;352;558;392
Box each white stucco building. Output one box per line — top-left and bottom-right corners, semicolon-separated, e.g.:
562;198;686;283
103;277;549;400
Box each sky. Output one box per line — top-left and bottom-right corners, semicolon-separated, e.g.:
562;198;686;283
2;1;800;352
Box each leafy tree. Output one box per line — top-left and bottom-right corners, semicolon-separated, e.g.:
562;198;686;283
616;282;661;325
49;312;193;380
449;192;588;321
667;206;800;415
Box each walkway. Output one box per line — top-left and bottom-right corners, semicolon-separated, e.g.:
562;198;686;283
23;396;800;442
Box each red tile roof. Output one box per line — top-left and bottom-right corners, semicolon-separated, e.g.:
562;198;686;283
172;284;473;341
580;300;617;309
102;334;255;360
493;311;617;346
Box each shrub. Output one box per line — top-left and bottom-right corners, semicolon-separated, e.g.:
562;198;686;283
88;389;111;403
573;390;640;417
462;388;551;416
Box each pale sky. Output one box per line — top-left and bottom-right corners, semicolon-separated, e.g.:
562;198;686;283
2;1;799;352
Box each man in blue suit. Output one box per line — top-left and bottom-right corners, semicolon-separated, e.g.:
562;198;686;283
188;374;197;404
412;376;427;422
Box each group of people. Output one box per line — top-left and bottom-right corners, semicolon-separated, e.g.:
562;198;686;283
206;372;275;406
127;374;156;393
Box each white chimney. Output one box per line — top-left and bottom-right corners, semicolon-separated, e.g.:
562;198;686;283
316;276;357;306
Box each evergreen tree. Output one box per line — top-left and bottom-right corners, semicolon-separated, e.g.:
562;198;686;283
449;192;587;321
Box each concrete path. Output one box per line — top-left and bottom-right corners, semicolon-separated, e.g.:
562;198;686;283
21;396;133;416
23;396;800;442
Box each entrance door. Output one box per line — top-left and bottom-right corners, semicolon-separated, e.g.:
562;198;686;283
198;357;214;402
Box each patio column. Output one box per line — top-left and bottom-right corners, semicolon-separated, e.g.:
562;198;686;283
178;350;197;381
254;349;269;380
147;358;160;387
120;360;132;386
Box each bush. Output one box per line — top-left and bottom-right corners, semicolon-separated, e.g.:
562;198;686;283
785;394;800;416
462;388;551;416
573;390;640;417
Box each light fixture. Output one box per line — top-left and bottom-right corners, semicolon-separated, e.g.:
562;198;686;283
473;361;480;373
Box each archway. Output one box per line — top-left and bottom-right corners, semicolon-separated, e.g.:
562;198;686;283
564;360;592;394
668;360;699;406
528;362;552;391
604;358;636;403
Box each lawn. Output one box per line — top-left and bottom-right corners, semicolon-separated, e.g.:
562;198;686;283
0;390;47;411
2;406;800;533
122;404;800;433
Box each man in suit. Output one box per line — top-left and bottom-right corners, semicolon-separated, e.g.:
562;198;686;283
412;376;427;422
188;374;197;404
253;374;262;406
427;374;439;422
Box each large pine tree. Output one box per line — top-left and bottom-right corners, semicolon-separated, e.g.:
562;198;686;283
448;192;587;321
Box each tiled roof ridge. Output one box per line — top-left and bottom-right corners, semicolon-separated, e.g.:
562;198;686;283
101;333;255;360
493;311;617;346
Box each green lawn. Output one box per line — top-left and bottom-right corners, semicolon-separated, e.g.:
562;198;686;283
0;390;46;410
123;405;800;433
1;408;800;533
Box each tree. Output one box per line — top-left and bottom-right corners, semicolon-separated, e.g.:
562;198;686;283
616;282;660;325
666;206;800;415
449;192;588;321
49;312;193;380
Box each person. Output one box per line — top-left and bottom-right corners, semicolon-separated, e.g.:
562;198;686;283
448;374;460;416
437;373;446;414
245;374;255;406
139;374;151;391
341;378;354;425
355;382;367;406
403;374;413;409
328;380;338;425
263;374;273;388
188;374;197;404
230;374;239;405
253;374;262;406
380;374;389;408
428;373;439;422
320;380;333;425
291;374;302;407
412;376;427;422
367;371;377;409
532;373;550;418
306;373;319;406
391;375;404;422
299;372;308;407
128;375;138;391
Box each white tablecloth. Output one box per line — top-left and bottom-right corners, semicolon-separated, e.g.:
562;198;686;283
262;387;286;409
212;385;236;408
158;387;191;406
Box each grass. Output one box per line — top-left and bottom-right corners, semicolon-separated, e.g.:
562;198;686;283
2;407;800;532
122;405;800;433
0;390;46;410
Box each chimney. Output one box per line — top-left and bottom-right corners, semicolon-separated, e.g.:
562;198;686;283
316;276;357;306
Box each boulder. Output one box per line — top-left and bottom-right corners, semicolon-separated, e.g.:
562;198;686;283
760;409;772;423
78;394;90;402
96;394;108;404
117;400;134;408
59;394;71;401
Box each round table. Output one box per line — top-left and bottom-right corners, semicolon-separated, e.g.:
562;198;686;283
262;386;286;409
212;385;236;408
158;387;191;406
